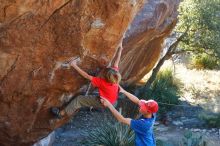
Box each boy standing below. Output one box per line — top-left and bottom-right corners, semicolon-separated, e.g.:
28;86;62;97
101;86;158;146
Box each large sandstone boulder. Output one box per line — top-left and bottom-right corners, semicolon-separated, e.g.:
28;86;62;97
120;0;179;83
0;0;179;145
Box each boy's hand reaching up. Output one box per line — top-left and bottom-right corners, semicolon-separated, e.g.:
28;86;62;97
100;96;132;126
119;40;123;49
100;97;112;108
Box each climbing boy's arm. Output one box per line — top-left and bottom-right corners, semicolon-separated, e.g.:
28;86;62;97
119;86;140;105
70;60;93;81
113;42;123;68
100;97;131;125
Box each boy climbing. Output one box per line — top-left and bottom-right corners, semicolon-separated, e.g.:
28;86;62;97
101;86;158;146
51;42;123;118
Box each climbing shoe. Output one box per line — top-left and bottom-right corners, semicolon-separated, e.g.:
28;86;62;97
50;107;62;119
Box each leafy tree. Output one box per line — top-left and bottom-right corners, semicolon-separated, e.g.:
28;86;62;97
176;0;220;58
144;0;220;89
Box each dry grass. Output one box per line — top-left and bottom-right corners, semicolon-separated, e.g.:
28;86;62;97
141;60;220;113
174;63;220;113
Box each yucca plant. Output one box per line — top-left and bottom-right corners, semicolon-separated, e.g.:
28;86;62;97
82;120;135;146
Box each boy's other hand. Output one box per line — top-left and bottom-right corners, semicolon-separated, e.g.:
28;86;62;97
100;97;111;107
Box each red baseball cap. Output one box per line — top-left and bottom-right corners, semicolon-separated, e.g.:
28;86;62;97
139;99;159;114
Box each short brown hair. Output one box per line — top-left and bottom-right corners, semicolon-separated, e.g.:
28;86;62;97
103;68;121;84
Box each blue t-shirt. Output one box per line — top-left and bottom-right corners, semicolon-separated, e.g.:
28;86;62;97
130;114;156;146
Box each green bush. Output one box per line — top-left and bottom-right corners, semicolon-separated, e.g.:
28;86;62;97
82;119;135;146
140;68;182;115
179;130;207;146
199;112;220;128
191;53;219;70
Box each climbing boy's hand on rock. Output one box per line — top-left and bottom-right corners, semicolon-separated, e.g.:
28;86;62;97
69;58;78;67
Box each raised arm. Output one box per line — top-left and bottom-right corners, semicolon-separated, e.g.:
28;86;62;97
70;60;93;81
100;97;131;125
119;86;140;105
113;42;123;68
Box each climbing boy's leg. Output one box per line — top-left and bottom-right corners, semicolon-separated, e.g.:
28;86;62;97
64;95;103;116
50;95;103;118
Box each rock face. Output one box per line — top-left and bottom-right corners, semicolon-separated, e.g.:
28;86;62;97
0;0;179;145
120;0;179;83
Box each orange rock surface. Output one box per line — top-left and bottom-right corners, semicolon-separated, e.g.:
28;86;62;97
0;0;179;145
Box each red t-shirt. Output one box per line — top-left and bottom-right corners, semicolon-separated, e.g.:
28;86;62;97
91;76;119;104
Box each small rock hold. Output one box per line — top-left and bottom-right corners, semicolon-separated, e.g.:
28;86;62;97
91;19;105;28
172;121;183;126
192;128;200;132
156;125;169;132
154;121;160;126
4;122;10;127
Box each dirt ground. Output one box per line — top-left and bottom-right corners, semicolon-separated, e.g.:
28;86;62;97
52;110;220;146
